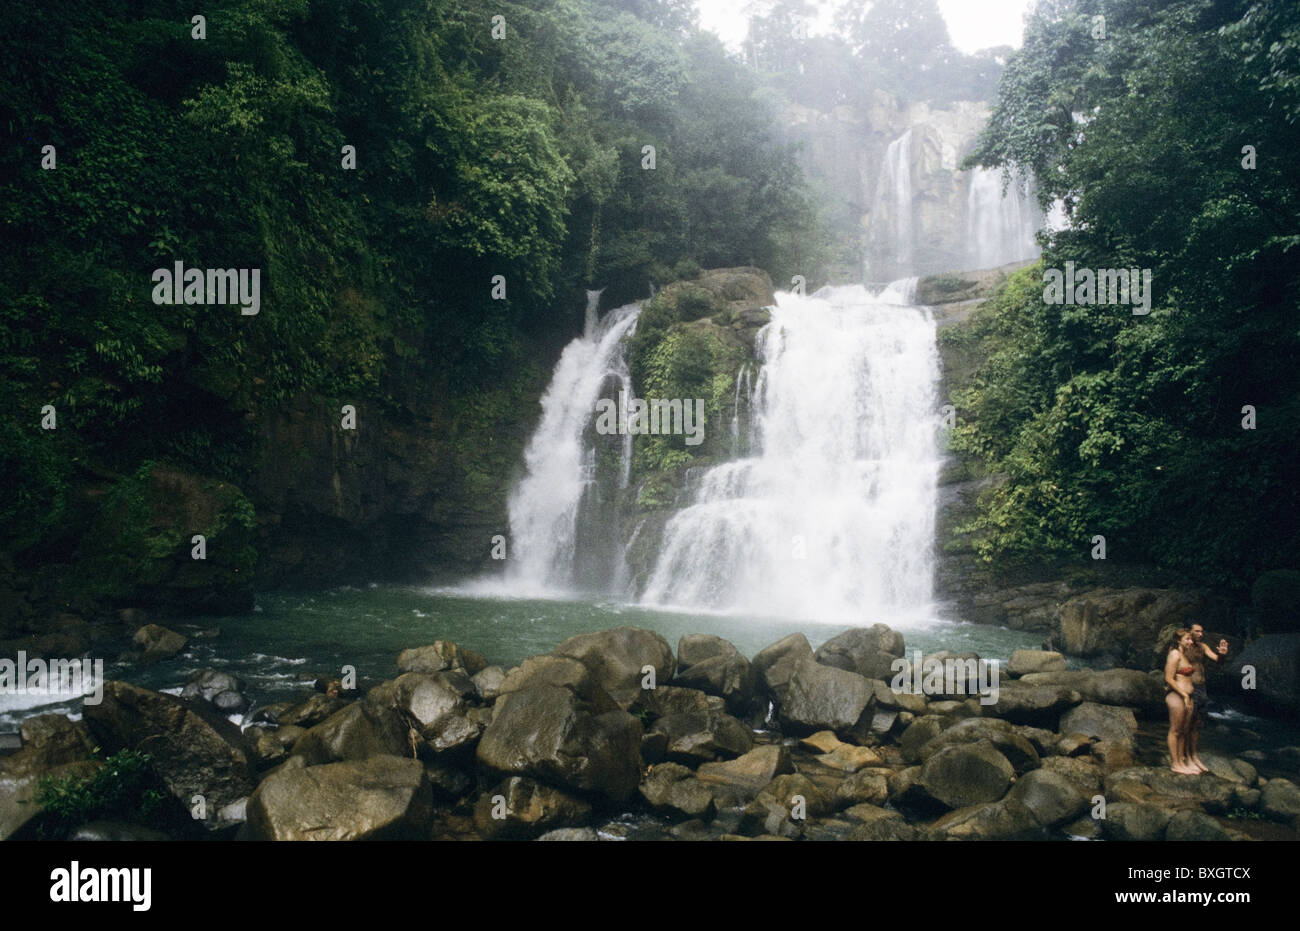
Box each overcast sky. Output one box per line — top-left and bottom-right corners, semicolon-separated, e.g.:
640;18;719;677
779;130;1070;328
696;0;1036;55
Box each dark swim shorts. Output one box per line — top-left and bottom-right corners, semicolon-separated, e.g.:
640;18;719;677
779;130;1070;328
1191;682;1210;721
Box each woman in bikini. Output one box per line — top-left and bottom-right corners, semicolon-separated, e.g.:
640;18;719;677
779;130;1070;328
1164;629;1201;774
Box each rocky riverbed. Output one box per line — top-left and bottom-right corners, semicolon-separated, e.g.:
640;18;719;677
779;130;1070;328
3;624;1298;841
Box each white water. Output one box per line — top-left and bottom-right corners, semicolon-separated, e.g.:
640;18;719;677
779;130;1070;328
877;130;914;271
966;167;1040;269
640;281;941;622
504;303;639;594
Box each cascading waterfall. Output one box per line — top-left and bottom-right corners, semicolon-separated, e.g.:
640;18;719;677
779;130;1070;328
876;130;915;273
966;167;1041;269
505;302;639;595
639;280;942;622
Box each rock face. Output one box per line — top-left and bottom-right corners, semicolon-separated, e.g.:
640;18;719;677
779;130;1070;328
1051;588;1224;666
83;680;255;812
245;756;432;840
476;685;642;802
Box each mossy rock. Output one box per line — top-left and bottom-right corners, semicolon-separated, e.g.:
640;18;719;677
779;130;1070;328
71;463;257;614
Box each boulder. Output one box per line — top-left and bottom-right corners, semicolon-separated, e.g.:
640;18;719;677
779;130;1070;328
1053;587;1218;666
497;655;614;707
776;657;875;739
630;685;725;719
677;634;741;670
245;755;432;841
1041;756;1104;798
476;685;642;802
1100;802;1171;841
818;744;884;773
553;627;675;708
650;711;753;764
639;763;717;820
1165;810;1231;841
1260;778;1300;824
472;666;507;702
845;806;919;841
180;670;248;712
696;745;794;807
1058;703;1138;745
673;653;756;714
130;624;187;664
928;798;1045;840
984;684;1082;726
814;625;906;681
1007;768;1088;827
1007;650;1067;677
1103;767;1236;813
752;633;814;704
1230;634;1300;715
899;715;946;764
291;700;411;765
834;770;890;809
271;693;348;728
920;718;1039;774
397;641;487;676
473;776;593;840
83;680;254;812
739;774;831;836
1019;669;1164;713
918;740;1015;810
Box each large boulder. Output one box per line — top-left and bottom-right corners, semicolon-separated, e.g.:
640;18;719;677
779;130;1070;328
553;627;675;708
673;653;756;714
474;776;593;840
776;657;875;740
677;634;742;669
1101;802;1171;841
497;655;614;707
1103;767;1236;813
1229;634;1300;715
814;625;906;681
982;681;1086;728
476;685;642;802
1260;778;1300;825
180;669;249;715
739;774;832;837
928;798;1045;840
917;740;1015;810
752;633;814;704
1007;650;1066;677
1058;703;1138;745
918;718;1040;774
83;680;254;812
1052;587;1222;667
245;755;432;840
291;698;411;765
1007;768;1089;827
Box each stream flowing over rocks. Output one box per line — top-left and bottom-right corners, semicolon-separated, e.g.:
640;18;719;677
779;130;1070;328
3;624;1297;842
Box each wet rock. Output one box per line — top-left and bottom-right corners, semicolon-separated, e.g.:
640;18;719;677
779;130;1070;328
639;763;717;820
181;670;247;708
650;710;753;764
814;625;906;681
1007;768;1088;827
130;624;188;664
397;641;487;676
918;740;1015;810
497;655;614;707
476;685;642;802
83;680;254;813
472;666;507;701
1058;702;1138;745
553;627;675;708
1019;669;1165;713
673;652;756;715
696;745;794;807
919;717;1039;774
473;775;593;840
739;774;830;836
899;715;946;764
1165;810;1231;841
1007;649;1067;677
777;657;875;739
1103;767;1235;813
985;684;1082;727
677;634;741;669
752;633;815;704
273;693;349;728
845;806;919;840
246;755;432;841
1101;801;1171;841
834;770;890;808
291;699;411;765
928;798;1045;840
1260;778;1300;824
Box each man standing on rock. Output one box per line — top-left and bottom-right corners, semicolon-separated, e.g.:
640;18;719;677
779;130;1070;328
1186;623;1229;773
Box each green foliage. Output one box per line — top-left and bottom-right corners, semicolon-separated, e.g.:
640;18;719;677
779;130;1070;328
35;748;168;840
1252;570;1300;633
949;0;1300;590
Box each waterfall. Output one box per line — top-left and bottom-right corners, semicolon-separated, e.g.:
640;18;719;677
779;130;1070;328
966;167;1041;269
639;280;942;622
875;130;915;274
583;288;604;338
505;302;639;594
